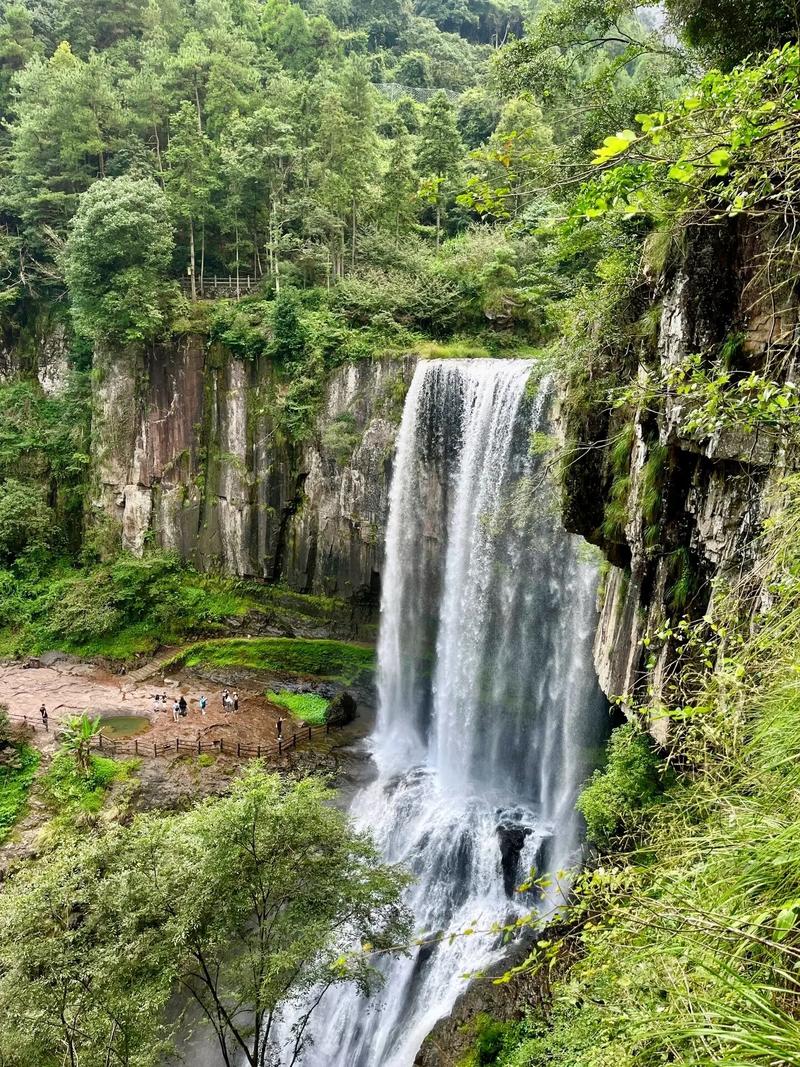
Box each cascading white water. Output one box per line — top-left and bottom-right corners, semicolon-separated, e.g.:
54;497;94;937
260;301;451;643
290;359;606;1066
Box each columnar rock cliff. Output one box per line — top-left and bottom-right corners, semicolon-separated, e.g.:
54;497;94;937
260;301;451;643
90;340;415;602
562;223;800;733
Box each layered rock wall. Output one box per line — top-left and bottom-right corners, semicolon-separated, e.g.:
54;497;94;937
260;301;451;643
562;223;800;731
91;339;415;601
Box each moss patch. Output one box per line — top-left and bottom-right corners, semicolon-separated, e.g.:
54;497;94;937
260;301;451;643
169;637;375;682
267;690;330;725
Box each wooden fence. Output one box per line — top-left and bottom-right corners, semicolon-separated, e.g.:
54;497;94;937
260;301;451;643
180;273;263;300
4;713;338;761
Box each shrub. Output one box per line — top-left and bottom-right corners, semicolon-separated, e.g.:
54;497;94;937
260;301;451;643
0;480;52;563
577;724;663;845
321;413;363;465
0;744;40;841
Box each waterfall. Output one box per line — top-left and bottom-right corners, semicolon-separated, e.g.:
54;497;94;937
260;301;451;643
290;359;606;1066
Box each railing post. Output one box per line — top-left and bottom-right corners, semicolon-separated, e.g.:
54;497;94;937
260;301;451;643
176;737;179;753
220;738;224;754
308;725;312;742
257;744;261;757
197;737;201;755
278;738;282;756
153;743;157;757
292;731;297;750
135;739;139;755
237;741;241;757
325;721;330;735
99;733;103;750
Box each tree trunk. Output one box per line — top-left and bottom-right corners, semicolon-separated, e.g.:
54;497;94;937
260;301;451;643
351;198;357;270
154;123;165;187
200;221;206;296
189;217;197;302
235;222;240;299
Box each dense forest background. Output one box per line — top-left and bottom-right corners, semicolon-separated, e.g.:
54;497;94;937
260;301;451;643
4;2;800;1065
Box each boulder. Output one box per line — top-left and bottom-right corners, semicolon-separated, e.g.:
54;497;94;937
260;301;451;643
326;690;357;726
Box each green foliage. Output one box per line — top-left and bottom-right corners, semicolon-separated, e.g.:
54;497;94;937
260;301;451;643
0;479;52;563
172;636;375;681
322;412;363;464
42;750;128;816
601;422;635;542
577;44;800;232
576;724;663;845
0;552;352;660
267;689;330;724
0;768;411;1067
59;714;102;775
64;176;175;345
665;0;800;67
459;1014;522;1066
0;743;39;841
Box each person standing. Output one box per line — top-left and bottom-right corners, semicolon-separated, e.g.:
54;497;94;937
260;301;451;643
222;688;230;710
276;716;284;740
39;704;48;729
161;692;167;710
172;700;180;723
233;691;239;712
199;695;207;716
178;695;188;717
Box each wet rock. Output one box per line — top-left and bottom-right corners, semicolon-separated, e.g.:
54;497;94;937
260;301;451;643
496;821;532;898
326;690;357;726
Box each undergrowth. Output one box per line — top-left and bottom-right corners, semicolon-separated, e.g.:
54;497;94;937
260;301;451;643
0;743;40;842
0;552;348;662
41;752;137;817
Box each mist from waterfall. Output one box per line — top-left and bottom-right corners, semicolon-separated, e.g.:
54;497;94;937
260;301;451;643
291;359;607;1067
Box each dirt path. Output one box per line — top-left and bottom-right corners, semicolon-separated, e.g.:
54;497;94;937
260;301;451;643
0;658;290;749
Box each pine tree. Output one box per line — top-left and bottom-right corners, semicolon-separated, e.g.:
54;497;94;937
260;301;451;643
416;92;463;247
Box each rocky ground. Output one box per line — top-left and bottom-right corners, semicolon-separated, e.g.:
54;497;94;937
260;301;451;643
0;651;376;872
0;653;352;752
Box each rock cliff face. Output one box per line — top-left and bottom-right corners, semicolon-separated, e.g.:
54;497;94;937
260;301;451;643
562;223;800;734
90;339;415;602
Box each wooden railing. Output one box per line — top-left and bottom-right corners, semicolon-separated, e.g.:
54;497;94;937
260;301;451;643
180;273;263;300
4;713;338;760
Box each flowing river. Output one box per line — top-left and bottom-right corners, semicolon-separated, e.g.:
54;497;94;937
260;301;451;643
285;358;607;1066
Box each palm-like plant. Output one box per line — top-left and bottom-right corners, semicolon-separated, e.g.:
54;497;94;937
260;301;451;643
61;714;101;774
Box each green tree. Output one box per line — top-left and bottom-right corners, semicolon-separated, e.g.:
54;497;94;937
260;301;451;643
10;42;123;239
165;100;219;299
416;91;463;246
61;714;102;774
0;479;52;562
666;0;800;67
0;768;411;1067
64;175;174;345
460;96;555;220
0;4;40;121
381;117;418;235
